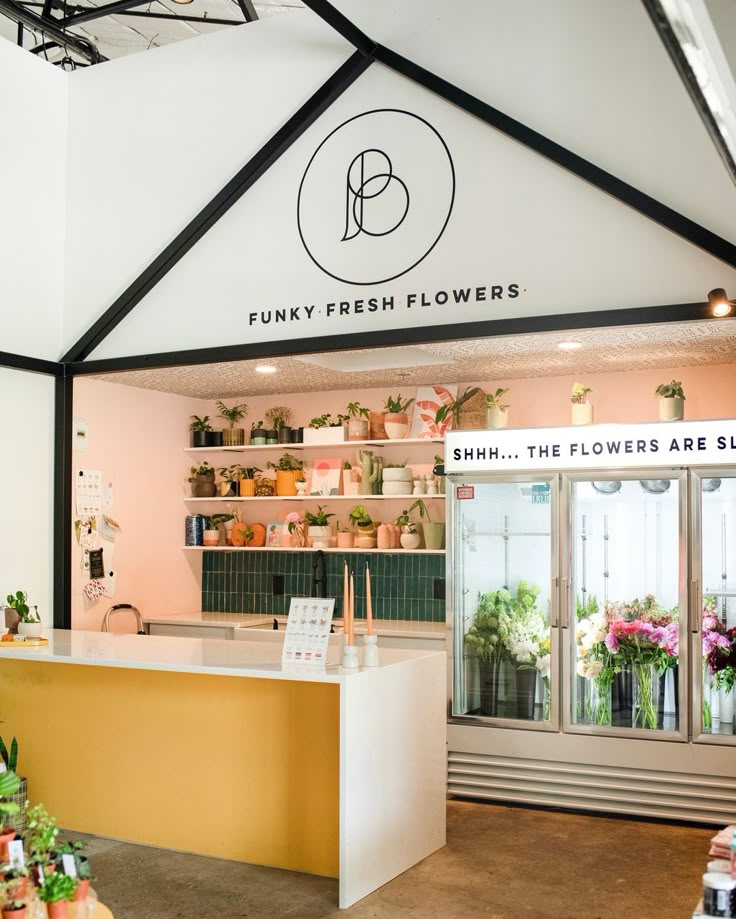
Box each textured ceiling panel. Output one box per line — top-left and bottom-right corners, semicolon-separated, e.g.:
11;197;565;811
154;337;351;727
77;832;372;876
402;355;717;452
90;318;736;399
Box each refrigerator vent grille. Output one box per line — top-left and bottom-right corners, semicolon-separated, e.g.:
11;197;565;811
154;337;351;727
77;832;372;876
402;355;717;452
447;751;736;824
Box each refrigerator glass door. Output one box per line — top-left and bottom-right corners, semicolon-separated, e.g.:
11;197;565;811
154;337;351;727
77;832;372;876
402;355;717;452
693;471;736;743
565;472;686;739
450;476;558;729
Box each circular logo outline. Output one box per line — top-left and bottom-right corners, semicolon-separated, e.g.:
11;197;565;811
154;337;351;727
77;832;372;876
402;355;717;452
297;109;456;286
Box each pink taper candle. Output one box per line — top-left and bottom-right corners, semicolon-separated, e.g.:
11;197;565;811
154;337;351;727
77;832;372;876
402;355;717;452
349;573;355;645
343;562;350;643
366;564;373;635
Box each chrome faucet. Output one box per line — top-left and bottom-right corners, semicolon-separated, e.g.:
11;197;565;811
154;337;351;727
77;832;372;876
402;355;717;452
101;603;146;634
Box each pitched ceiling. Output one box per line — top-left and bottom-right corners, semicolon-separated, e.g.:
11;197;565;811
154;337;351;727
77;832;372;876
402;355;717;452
90;318;736;399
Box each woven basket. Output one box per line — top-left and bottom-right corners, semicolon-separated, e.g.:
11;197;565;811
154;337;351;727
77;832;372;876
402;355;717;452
5;776;27;834
457;388;487;430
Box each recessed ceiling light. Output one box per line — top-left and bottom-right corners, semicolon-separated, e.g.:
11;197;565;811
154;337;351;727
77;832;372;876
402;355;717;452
557;340;582;351
713;302;732;317
255;365;277;374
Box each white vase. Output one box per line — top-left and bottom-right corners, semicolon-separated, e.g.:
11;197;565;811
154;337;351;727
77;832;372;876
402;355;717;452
18;621;43;639
487;407;508;429
308;525;331;549
400;527;421;549
658;397;684;421
719;687;734;729
383;413;409;439
571;403;593;425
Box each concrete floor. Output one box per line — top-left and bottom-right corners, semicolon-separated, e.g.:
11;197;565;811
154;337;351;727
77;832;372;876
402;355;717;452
73;800;712;918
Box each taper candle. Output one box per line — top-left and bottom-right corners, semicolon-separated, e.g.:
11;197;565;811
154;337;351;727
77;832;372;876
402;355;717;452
343;561;350;641
349;572;355;646
366;564;373;635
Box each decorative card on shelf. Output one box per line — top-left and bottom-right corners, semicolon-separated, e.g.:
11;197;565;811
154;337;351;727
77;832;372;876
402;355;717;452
308;457;343;496
411;385;458;439
281;597;335;669
266;521;282;547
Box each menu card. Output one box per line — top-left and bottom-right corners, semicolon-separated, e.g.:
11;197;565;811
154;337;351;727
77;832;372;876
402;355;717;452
281;597;335;669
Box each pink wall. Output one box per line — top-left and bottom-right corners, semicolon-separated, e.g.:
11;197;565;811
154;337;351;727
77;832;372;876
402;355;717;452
71;378;209;630
72;362;735;628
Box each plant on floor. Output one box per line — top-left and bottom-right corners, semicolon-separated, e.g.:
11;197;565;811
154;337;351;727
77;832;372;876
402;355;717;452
216;401;248;427
37;870;76;906
264;406;292;430
188;415;212;433
0;877;26;914
383;394;414;414
435;386;480;426
486;388;510;410
0;769;21;831
304;506;335;527
188;463;214;482
23;803;58;864
570;383;592;404
654;380;685;400
265;454;304;472
0;735;18;773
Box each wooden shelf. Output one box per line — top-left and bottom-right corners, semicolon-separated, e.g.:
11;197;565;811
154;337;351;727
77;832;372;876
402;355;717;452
184;438;443;454
182;546;446;555
183;494;446;503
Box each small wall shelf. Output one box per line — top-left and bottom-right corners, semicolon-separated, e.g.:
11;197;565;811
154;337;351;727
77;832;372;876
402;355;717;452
184;438;443;454
183;495;446;503
182;546;446;555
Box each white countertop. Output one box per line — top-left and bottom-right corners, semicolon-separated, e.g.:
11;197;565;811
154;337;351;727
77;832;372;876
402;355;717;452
0;629;442;683
143;611;447;640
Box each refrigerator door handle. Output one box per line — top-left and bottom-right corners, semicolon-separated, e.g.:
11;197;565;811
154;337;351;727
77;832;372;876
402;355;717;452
690;579;700;634
550;576;559;627
560;577;570;628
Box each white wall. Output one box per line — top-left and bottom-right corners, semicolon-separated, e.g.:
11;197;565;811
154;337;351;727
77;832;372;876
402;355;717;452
0;367;55;628
0;38;67;360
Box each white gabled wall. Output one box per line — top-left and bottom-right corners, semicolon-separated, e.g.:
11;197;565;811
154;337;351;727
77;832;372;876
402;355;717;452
0;37;67;360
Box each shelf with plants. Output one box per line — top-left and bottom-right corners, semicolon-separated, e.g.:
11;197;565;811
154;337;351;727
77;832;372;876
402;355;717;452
181;545;446;555
183;437;443;453
183;494;446;502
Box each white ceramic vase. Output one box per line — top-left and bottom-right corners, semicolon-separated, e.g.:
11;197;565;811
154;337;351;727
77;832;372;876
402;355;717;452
487;407;508;429
658;397;684;421
571;403;593;426
18;621;43;639
308;525;331;549
400;527;421;550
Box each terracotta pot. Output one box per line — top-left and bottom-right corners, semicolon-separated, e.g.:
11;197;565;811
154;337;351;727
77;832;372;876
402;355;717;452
275;470;304;497
0;827;16;859
6;875;28;901
383;412;409;439
2;905;27;918
73;879;90;902
347;418;369;441
46;901;69;919
202;529;220;547
239;478;255;497
355;535;377;549
336;531;354;549
376;524;391;550
369;411;387;440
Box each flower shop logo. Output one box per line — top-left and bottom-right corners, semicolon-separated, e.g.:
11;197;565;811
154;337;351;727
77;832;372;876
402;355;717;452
297;109;455;286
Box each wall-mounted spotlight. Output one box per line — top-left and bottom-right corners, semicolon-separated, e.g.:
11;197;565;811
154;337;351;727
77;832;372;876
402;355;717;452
707;288;734;317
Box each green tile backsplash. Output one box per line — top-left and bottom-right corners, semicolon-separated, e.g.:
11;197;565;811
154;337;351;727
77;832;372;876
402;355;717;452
202;551;446;622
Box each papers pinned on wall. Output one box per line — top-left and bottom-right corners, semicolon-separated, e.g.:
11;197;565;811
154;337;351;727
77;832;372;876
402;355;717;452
75;469;102;516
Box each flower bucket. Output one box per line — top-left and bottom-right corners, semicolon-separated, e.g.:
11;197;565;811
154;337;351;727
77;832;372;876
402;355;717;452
478;658;502;717
514;667;537;720
612;669;633;727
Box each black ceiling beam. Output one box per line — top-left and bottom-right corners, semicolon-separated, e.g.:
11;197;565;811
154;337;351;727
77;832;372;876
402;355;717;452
25;2;243;25
641;0;736;186
301;0;736;270
0;0;106;61
60;0;153;28
235;0;257;23
67;300;717;378
0;350;62;375
62;49;371;363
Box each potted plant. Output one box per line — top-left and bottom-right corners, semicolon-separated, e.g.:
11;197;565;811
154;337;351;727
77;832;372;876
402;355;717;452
0;735;26;837
55;840;91;902
250;421;267;446
433;454;445;495
5;592;41;640
209;512;235;545
655;380;685;421
188;463;216;498
348;504;377;548
238;466;260;497
486;388;510;429
342;460;360;496
465;589;514;716
336;521;354;549
37;870;76;919
0;877;27;919
217;465;240;498
381;461;413;496
202;515;221;548
303;413;347;446
216;401;248;446
346;402;370;441
188;415;212;448
435;386;481;433
304;506;335;549
0;768;21;859
265;406;292;444
412;498;444;550
265;454;305;497
383;394;415;440
394;507;421;550
570;382;593;425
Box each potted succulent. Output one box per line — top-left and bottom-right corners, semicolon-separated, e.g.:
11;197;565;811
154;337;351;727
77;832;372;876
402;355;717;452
265;454;305;497
188;415;212;448
348;504;377;548
250;421;267;446
217;465;240;498
37;871;76;919
216;401;248;446
382;461;413;496
5;592;41;640
304;506;335;549
188;463;216;498
303;413;347;446
570;383;593;425
655;380;685;421
0;768;21;859
486;388;510;429
346;402;370;441
383;394;415;439
238;466;260;498
265;406;293;444
435;386;481;433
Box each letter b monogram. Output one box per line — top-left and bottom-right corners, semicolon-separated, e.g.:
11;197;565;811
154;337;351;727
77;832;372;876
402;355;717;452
342;149;410;242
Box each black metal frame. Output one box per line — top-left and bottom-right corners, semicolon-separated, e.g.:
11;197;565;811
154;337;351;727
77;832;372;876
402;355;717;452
1;2;728;628
0;0;106;62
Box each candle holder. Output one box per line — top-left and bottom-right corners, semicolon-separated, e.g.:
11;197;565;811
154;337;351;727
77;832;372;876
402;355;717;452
341;641;360;670
362;633;379;667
